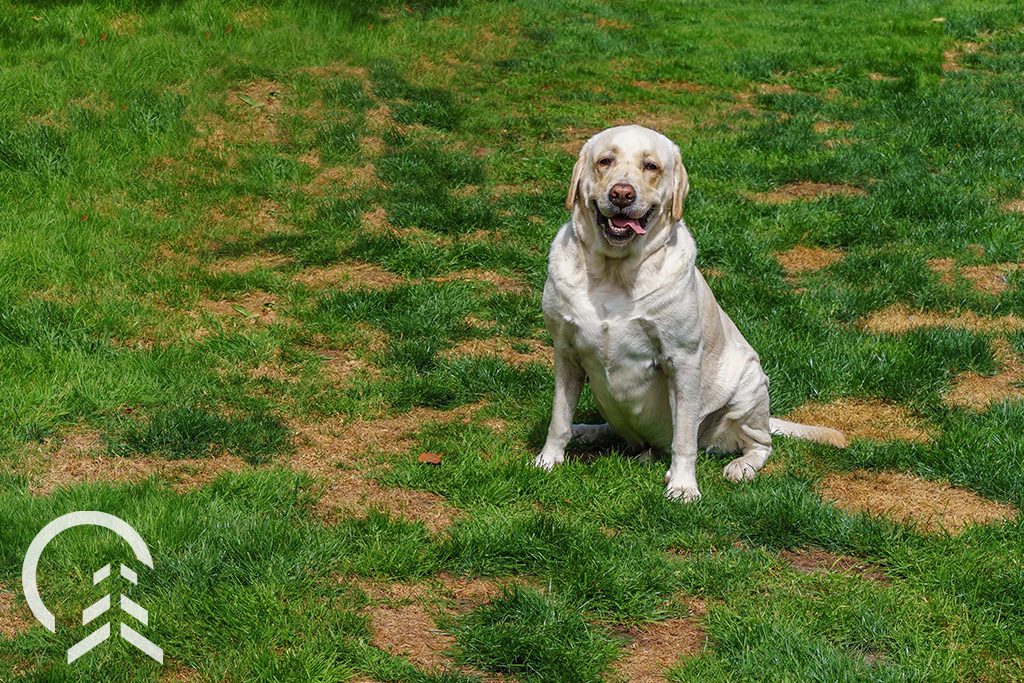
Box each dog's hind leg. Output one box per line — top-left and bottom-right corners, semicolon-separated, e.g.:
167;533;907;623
570;422;613;445
723;423;772;483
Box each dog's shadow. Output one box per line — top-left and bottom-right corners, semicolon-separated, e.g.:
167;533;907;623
527;419;660;466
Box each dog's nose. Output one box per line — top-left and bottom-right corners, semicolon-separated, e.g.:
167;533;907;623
608;183;636;207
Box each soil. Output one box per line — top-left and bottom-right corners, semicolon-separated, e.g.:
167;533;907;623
610;618;707;682
0;583;33;639
779;549;887;582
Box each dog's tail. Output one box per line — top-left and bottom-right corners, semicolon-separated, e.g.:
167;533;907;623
769;418;848;448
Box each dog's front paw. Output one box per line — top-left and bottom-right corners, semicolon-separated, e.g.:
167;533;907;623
665;483;702;503
533;449;565;472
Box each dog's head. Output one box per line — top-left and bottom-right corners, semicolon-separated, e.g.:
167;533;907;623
565;125;689;255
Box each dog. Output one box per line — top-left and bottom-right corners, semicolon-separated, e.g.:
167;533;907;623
535;125;846;502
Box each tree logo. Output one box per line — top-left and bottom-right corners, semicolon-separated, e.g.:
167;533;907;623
22;511;164;665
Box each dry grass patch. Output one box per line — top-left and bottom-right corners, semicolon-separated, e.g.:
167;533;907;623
293;261;407;290
366;603;456;671
928;258;1017;295
303;163;381;195
0;582;33;639
859;304;1024;334
946;338;1024;410
784;398;933;443
442;337;551;368
780;549;887;583
318;349;381;387
610;618;707;683
430;269;529;294
943;41;982;72
23;428;251;496
812;120;853;134
819;470;1017;534
289;404;483;533
1002;198;1024;213
776;245;845;276
746;182;867;204
206;198;286;235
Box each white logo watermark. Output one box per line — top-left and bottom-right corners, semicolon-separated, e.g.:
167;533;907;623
21;511;164;665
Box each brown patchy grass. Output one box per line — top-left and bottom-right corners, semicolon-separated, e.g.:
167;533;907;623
0;582;33;639
943;41;981;72
293;261;407;290
928;258;1017;295
442;337;551;368
289;404;484;533
303;163;382;195
779;549;888;583
610;618;707;683
775;245;845;276
746;182;867;204
1002;198;1024;213
819;469;1017;534
22;427;252;496
784;398;933;443
859;304;1024;334
197;292;282;325
812;120;853;134
365;603;456;671
206;198;286;235
946;338;1024;410
429;269;530;294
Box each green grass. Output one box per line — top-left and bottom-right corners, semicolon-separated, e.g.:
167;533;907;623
2;0;1024;680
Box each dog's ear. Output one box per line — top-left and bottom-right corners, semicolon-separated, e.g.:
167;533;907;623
565;142;588;212
672;145;690;222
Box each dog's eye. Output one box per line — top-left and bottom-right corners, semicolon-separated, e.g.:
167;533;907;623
598;157;613;167
643;161;660;172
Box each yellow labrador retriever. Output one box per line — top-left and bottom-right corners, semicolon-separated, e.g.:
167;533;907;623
535;125;845;502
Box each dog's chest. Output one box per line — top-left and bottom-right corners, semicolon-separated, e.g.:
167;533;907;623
558;285;671;392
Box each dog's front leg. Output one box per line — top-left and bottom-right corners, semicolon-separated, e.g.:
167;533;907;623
664;351;703;502
535;347;585;471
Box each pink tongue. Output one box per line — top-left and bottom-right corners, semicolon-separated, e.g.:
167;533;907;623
610;216;645;235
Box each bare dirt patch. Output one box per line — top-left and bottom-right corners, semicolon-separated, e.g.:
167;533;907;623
210;253;293;275
293;261;407;290
819;469;1017;534
0;582;33;639
318;349;381;387
23;428;251;496
1003;198;1024;213
946;338;1024;410
776;245;845;276
747;182;867;204
610;619;707;683
442;338;551;368
784;398;933;443
780;549;887;582
928;258;1017;295
859;304;1024;334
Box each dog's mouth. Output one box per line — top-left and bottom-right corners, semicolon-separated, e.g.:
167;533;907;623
596;207;655;245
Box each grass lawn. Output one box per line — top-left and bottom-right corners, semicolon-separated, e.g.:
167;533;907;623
2;0;1024;680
